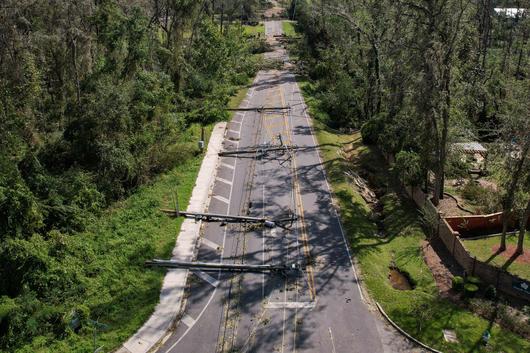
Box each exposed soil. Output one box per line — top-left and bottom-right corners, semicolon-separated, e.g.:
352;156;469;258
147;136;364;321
436;196;472;217
422;238;464;299
388;268;413;290
491;244;530;264
264;1;284;18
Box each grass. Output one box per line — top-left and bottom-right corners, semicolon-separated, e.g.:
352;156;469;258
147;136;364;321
282;20;297;36
463;233;530;281
298;77;530;352
18;125;212;353
243;23;265;36
25;79;255;352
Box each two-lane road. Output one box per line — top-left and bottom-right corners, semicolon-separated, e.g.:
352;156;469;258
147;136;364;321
156;20;409;353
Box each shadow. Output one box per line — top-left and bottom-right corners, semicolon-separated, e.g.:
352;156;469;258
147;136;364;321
501;252;521;270
484;248;502;264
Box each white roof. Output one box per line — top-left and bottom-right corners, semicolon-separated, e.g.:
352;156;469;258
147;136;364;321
453;142;487;153
494;8;527;18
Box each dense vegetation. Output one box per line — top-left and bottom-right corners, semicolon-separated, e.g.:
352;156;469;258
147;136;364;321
290;0;529;234
0;1;263;351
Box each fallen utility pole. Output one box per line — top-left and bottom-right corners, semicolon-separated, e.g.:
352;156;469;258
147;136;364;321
145;259;300;274
225;106;290;112
218;145;299;157
160;209;297;229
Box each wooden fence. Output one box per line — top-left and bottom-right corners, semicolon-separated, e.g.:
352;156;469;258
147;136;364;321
383;152;530;300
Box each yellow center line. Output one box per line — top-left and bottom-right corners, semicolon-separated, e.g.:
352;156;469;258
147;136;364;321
278;82;316;301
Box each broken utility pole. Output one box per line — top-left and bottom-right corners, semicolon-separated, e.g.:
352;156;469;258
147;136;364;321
218;144;300;157
160;209;297;229
225;105;290;112
145;259;301;275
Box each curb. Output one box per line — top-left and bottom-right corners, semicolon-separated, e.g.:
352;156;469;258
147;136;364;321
375;302;443;353
117;122;227;353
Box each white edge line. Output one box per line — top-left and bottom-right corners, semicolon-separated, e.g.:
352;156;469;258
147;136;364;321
290;73;365;302
166;108;244;351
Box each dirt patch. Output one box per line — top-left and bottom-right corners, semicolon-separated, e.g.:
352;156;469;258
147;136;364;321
491;244;530;264
422;239;464;299
264;1;284;18
388;268;414;290
437;196;472;217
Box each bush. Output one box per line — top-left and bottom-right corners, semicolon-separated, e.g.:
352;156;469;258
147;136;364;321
460;182;501;212
248;37;271;54
361;117;383;145
452;276;464;292
467;276;481;286
461;181;484;202
445;152;470;179
484;285;497;300
464;283;479;298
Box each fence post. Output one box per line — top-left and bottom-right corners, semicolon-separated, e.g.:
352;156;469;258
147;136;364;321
495;268;501;290
452;234;457;255
437;213;441;238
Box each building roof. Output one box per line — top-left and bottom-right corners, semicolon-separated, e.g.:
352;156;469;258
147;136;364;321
453;142;487;154
494;8;527;18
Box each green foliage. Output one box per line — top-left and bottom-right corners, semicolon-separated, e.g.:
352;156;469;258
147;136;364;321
445;152;471;179
293;0;530;204
0;0;259;351
466;276;481;286
464;283;479;298
460;181;501;213
360;118;383;145
452;276;464;292
394;151;422;187
307;119;530;352
484;285;497;300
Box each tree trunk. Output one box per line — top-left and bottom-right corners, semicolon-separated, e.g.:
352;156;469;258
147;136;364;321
500;140;530;251
516;200;530;254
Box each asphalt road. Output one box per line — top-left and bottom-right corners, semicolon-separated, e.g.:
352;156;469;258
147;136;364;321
157;20;416;353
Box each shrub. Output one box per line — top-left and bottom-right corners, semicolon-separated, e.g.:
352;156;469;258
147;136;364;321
467;276;481;286
445;152;471;179
484;285;497;300
452;276;464;292
361;117;383;145
464;283;479;298
461;181;484;203
460;182;501;212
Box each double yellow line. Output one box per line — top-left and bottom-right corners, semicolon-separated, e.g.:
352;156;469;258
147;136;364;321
278;84;316;300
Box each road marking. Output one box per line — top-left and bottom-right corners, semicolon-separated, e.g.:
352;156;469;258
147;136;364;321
264;302;315;309
212;195;230;204
224;139;239;146
328;327;337;353
288;72;366;301
193;271;220;287
216;177;232;186
181;314;196;328
281;81;316;300
220;162;235;170
201;237;220;251
164;66;246;353
262;185;266;299
228;129;240;135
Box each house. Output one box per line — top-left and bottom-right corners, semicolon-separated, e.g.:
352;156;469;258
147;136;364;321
452;142;488;172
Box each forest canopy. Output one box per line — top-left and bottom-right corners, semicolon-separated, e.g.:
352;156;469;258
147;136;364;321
291;0;529;208
0;0;262;351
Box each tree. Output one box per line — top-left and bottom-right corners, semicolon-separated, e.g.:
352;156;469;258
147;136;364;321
498;80;530;251
394;151;423;196
516;199;530;254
